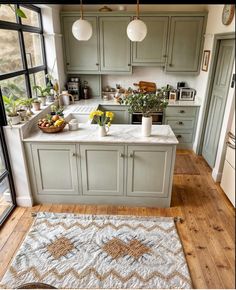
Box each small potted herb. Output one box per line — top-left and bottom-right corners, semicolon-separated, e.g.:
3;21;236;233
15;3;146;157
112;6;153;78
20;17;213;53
32;98;41;111
33;85;51;106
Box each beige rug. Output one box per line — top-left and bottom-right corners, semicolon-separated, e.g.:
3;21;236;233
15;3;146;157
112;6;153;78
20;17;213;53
0;213;192;289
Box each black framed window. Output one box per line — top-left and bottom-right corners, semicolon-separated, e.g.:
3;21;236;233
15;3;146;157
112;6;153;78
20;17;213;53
0;4;47;100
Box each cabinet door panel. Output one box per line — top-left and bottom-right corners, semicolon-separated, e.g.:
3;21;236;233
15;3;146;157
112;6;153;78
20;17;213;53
80;145;125;195
166;16;204;72
127;146;173;197
132;16;169;65
62;16;99;72
99;17;131;72
31;144;79;195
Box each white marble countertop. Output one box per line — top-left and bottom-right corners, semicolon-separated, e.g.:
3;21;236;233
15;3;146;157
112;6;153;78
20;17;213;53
23;124;179;145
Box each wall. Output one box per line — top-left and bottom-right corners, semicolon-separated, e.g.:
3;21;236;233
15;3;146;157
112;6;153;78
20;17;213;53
193;4;235;181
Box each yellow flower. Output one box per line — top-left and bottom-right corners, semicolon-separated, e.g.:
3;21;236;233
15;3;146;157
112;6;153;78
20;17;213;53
89;110;104;119
106;111;114;120
107;121;111;127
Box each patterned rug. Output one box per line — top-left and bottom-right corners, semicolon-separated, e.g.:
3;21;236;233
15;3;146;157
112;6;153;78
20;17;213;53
0;213;192;289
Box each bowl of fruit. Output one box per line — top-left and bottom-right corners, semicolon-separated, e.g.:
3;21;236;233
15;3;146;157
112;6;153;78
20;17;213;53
38;115;67;133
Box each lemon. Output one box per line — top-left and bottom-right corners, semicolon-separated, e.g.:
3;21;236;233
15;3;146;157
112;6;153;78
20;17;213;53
54;119;64;127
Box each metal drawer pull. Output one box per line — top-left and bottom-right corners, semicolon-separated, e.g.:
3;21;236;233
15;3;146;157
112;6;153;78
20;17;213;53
177;121;184;125
179;110;185;114
96;63;99;66
120;153;124;158
226;141;235;149
177;135;182;139
129;153;134;158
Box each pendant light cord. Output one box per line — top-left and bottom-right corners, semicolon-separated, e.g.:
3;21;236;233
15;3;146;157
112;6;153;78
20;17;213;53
136;0;140;19
80;0;83;19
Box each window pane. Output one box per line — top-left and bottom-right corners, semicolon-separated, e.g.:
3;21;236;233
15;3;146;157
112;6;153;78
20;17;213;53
30;71;46;97
24;32;43;68
20;6;40;28
0;75;27;98
0;4;17;23
0;146;6;176
0;177;13;217
0;29;23;75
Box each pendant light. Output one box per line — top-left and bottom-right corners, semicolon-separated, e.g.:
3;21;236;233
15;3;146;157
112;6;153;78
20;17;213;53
72;0;92;41
127;0;147;42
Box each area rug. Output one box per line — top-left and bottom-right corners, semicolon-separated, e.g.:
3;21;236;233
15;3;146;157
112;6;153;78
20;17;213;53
174;154;200;175
0;213;192;289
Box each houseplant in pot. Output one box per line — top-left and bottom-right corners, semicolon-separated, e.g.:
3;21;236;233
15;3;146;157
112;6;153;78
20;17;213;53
123;92;168;137
20;98;34;116
32;98;41;111
2;95;22;125
33;85;51;106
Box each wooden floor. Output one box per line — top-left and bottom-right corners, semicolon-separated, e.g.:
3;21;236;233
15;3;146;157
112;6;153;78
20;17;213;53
0;150;235;289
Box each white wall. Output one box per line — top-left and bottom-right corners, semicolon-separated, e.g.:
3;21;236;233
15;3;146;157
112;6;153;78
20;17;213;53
193;4;235;181
41;5;66;90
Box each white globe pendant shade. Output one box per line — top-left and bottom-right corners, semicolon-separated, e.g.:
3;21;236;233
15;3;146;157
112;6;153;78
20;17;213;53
72;18;92;41
127;19;147;42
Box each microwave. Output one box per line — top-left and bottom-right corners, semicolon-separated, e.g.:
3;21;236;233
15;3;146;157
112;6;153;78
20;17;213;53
179;88;196;101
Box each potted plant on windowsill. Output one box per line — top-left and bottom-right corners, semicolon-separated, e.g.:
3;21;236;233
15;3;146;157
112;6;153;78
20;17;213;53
33;85;51;106
32;98;41;111
2;95;22;125
123;92;168;137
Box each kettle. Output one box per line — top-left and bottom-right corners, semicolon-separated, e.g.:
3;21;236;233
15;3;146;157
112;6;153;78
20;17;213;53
59;91;75;106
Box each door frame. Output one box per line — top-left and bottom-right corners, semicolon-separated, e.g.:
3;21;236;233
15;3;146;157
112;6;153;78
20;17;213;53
0;90;17;227
196;32;235;155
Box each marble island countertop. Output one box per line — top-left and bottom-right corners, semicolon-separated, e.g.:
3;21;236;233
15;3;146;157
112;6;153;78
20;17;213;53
23;124;179;145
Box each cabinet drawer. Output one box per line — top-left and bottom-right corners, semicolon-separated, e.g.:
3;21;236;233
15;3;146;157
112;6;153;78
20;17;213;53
165;118;195;129
165;106;197;117
174;132;193;143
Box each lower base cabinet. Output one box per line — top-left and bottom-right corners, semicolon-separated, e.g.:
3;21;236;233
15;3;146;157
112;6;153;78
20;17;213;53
25;142;176;207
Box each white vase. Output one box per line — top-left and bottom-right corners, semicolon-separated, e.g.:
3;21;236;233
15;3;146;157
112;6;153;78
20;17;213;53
8;114;21;125
98;125;109;137
142;116;152;137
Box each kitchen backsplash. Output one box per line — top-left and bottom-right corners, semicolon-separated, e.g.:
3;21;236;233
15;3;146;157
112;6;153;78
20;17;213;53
102;67;200;99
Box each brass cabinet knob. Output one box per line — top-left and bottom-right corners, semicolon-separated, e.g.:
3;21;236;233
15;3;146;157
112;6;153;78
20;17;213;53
120;153;124;158
177;135;182;139
178;121;184;125
129;153;133;158
179;110;185;114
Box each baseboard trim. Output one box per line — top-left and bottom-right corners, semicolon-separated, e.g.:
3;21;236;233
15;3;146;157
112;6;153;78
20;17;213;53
212;169;222;182
16;196;33;207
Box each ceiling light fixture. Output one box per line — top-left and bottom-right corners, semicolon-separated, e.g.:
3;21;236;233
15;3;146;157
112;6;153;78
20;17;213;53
72;0;92;41
127;0;147;42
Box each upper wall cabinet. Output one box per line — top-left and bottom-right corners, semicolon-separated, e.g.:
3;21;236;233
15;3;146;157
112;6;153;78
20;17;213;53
166;16;205;73
62;16;99;73
132;16;169;66
99;16;132;73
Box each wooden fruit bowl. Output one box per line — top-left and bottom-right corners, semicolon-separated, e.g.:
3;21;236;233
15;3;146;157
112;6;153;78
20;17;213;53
38;122;67;133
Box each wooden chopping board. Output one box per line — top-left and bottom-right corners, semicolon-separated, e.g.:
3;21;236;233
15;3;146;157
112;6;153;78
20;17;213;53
133;81;157;93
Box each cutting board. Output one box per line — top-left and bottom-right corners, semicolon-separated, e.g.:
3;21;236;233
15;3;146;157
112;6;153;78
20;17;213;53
133;81;157;93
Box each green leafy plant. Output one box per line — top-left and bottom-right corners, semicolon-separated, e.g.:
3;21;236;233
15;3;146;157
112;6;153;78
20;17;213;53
2;95;23;117
50;105;64;117
33;85;51;97
0;4;26;18
122;92;168;117
20;98;34;108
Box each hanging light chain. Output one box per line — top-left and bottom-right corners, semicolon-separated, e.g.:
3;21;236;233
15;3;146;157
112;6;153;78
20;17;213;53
80;0;83;19
136;0;140;19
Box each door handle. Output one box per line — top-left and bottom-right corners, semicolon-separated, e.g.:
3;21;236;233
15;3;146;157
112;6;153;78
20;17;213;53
72;153;77;157
120;153;124;158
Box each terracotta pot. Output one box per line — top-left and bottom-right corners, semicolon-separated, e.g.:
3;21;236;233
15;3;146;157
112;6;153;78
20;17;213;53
32;102;41;111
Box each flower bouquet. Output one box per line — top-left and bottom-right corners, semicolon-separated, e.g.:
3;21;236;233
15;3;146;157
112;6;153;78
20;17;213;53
89;110;114;136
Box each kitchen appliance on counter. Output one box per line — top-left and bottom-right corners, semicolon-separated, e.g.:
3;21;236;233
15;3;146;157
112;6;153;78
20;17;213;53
177;82;186;89
67;78;81;101
178;88;196;101
132;111;163;125
220;113;235;207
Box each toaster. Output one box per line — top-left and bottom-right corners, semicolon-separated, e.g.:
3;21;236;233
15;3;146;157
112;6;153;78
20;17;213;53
178;88;196;101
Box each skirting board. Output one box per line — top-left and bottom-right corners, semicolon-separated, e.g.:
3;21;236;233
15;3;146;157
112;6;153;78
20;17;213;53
212;169;222;182
16;195;33;207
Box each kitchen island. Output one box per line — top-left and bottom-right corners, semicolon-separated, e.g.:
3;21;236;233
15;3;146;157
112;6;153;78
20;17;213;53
23;124;178;207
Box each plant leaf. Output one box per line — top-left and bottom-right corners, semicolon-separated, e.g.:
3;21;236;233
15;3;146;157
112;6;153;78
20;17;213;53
16;8;27;18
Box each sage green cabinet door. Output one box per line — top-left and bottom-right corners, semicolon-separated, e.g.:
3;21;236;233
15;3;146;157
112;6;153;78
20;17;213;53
62;16;99;73
166;16;204;72
99;17;131;73
132;16;169;66
127;146;173;197
99;105;130;124
80;145;125;196
31;144;79;195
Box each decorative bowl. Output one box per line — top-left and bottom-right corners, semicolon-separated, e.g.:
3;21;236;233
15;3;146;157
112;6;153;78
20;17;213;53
38;122;67;133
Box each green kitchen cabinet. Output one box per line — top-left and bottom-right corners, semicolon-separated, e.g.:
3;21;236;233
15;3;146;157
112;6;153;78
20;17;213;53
132;16;169;66
30;143;80;197
166;16;205;73
99;105;130;124
80;145;125;196
61;16;99;73
99;16;132;73
127;145;174;198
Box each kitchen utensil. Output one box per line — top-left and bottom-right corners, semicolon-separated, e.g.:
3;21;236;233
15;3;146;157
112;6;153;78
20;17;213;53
59;91;75;106
179;88;196;101
133;81;157;93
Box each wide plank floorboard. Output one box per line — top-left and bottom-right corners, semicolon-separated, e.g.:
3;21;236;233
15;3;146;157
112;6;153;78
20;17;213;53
0;150;234;289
